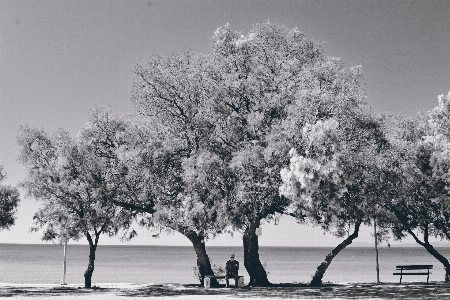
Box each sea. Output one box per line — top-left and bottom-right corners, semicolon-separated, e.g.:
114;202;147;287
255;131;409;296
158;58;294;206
1;244;449;285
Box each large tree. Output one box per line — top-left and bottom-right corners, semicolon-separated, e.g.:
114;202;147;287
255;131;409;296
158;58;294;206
133;21;387;286
17;125;135;288
209;22;400;286
0;166;20;230
133;22;321;286
384;92;450;282
204;22;325;286
276;33;395;285
80;108;231;286
280;112;391;285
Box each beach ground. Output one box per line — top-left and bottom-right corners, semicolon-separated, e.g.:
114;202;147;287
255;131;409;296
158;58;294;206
2;282;450;299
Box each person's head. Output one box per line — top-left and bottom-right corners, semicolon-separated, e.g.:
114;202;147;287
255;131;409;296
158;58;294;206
230;254;235;261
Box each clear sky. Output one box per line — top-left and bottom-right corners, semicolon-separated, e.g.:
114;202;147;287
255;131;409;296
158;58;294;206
1;0;449;247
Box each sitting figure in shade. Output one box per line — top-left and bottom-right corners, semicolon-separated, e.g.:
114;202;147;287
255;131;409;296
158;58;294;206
225;254;239;287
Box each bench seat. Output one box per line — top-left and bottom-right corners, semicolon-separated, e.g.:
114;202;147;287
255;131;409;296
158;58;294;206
393;265;433;284
393;272;431;276
204;275;244;288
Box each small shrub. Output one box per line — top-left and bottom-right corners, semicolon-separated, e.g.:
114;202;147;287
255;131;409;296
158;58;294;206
193;262;226;283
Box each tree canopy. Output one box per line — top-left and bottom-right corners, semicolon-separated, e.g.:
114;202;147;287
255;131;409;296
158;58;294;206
131;21;398;286
383;92;450;282
0;166;20;230
17;124;136;288
80;108;232;285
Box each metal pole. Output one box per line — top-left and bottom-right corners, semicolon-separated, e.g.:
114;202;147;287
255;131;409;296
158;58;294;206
62;226;67;285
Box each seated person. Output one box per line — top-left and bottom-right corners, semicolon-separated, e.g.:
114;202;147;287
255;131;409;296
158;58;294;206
225;254;239;287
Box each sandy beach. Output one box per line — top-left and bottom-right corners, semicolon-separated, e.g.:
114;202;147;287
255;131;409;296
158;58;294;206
2;282;450;299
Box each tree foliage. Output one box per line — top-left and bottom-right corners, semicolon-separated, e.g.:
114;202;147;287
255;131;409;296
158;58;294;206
0;166;20;230
81;107;232;285
276;28;396;284
17;124;135;287
133;21;389;286
280;111;392;285
207;22;329;286
383;92;450;282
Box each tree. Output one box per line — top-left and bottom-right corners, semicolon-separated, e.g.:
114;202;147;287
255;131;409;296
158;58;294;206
132;22;324;286
280;110;391;285
273;35;398;285
17;125;135;288
426;91;450;242
80;108;231;286
384;92;450;282
0;166;20;230
206;22;325;286
133;21;384;286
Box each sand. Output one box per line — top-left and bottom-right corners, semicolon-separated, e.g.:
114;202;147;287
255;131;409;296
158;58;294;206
2;282;450;299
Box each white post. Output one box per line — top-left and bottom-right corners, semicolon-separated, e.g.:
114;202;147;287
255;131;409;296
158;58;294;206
255;227;262;236
62;225;67;285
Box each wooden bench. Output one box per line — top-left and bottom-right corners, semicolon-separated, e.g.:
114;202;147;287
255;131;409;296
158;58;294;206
204;275;244;288
393;265;433;283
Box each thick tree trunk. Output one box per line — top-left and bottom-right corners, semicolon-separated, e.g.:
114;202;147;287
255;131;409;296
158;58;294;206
374;219;380;284
243;219;271;287
310;221;361;287
84;242;96;288
84;232;100;289
185;230;217;286
403;223;450;283
422;242;450;282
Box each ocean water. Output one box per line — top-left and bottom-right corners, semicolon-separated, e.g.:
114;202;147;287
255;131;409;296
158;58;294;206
0;244;449;285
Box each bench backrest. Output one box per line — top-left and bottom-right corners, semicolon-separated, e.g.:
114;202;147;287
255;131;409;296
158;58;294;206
396;265;433;270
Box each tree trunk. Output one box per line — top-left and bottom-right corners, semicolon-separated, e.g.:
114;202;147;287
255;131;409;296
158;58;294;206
310;221;361;286
422;243;450;282
374;219;380;284
84;242;96;288
404;223;450;282
84;232;100;289
243;219;271;287
185;230;217;286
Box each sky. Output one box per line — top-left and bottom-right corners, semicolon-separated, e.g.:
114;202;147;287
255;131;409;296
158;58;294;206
1;0;449;247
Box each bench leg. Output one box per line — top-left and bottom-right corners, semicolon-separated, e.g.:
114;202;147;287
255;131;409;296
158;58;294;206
204;277;211;289
238;277;244;287
400;274;402;284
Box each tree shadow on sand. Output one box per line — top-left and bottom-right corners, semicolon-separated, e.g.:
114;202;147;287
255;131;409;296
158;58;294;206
119;282;450;299
0;285;111;297
2;282;450;299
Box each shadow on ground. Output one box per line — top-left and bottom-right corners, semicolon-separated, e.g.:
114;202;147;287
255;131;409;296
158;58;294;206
0;285;112;297
119;283;450;299
2;282;450;299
